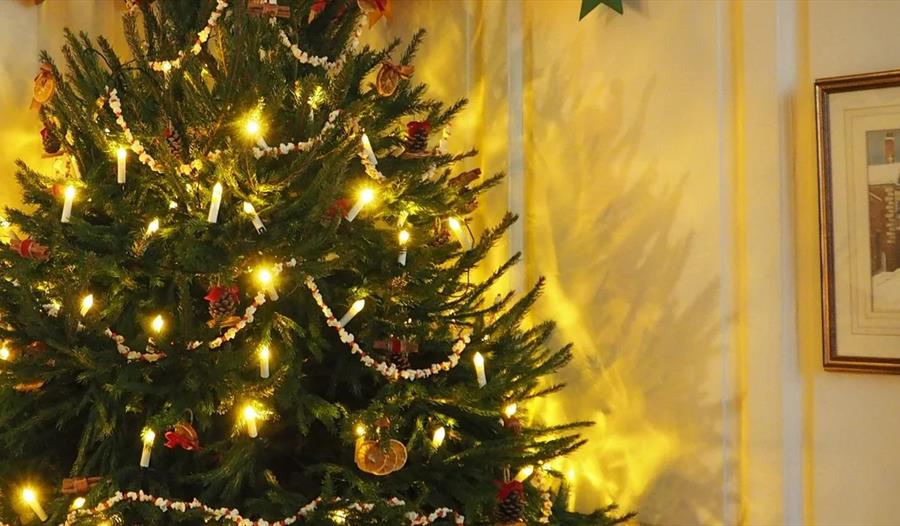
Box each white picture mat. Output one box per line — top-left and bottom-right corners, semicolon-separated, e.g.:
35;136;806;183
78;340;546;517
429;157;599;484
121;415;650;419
830;84;900;358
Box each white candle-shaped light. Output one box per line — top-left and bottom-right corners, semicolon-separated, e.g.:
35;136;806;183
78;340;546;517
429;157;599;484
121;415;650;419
243;405;259;438
361;133;377;166
21;487;47;522
0;346;9;361
140;428;155;468
151;314;164;335
245;116;261;138
566;466;577;510
258;345;270;379
432;426;446;448
116;147;127;184
71;497;86;510
80;294;94;317
397;229;410;266
146;218;160;237
338;299;365;326
514;465;534;483
473;352;487;387
243;202;266;234
345;188;375;222
504;403;518;418
438;126;450;154
257;268;279;301
61;185;75;223
207;182;223;223
447;217;471;250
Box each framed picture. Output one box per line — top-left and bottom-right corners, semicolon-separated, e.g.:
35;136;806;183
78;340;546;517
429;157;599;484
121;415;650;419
818;69;900;373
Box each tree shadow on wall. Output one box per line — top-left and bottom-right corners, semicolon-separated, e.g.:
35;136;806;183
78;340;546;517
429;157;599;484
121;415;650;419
525;74;730;525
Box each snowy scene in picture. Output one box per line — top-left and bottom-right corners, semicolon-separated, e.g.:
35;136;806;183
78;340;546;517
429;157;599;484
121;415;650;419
867;128;900;311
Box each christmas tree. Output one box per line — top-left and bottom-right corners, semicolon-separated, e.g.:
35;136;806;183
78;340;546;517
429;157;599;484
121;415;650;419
0;1;632;525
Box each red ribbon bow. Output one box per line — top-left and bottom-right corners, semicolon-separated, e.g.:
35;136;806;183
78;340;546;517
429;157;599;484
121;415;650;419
164;430;202;451
204;285;239;304
496;480;525;501
406;120;431;136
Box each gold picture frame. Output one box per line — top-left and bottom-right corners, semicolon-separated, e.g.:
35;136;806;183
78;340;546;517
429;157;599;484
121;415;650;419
818;69;900;373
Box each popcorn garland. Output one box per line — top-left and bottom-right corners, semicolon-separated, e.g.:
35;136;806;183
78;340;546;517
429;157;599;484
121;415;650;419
106;88;165;174
539;491;553;523
104;261;298;362
359;142;386;181
252;110;341;159
304;276;471;381
277;29;338;70
52;491;465;526
147;0;229;73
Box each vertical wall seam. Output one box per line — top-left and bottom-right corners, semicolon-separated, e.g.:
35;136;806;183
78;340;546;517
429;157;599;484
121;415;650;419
775;2;805;525
505;0;526;294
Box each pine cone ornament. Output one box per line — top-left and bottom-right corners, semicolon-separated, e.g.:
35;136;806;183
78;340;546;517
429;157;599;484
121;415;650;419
41;122;61;156
496;480;526;524
405;120;430;153
163;123;184;160
204;285;239;323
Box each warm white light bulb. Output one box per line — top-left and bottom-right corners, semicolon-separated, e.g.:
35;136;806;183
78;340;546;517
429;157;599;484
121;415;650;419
161;61;172;73
504;403;518;418
243;201;256;214
258;269;272;285
447;217;462;232
142;429;156;446
80;294;94;316
0;347;9;361
398;230;410;246
359;188;375;204
71;497;86;510
116;147;127;161
355;424;366;437
432;426;446;448
243;405;258;421
514;465;534;482
151;315;164;334
146;218;160;236
245;118;261;136
22;488;36;504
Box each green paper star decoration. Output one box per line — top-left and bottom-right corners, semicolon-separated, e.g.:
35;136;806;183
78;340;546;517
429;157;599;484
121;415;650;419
580;0;624;19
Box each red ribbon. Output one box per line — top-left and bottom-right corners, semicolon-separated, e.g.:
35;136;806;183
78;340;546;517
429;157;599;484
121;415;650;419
496;480;524;501
164;431;202;451
204;285;239;304
406;120;431;136
327;198;351;219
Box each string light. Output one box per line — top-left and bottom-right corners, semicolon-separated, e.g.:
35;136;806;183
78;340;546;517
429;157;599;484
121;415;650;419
151;315;164;334
243;202;266;233
431;426;446;448
140;428;155;468
80;294;94;317
513;465;534;482
21;487;48;522
503;403;517;418
61;185;75;223
116;147;127;184
146;218;160;236
257;268;279;301
345;187;375;222
398;230;410;266
244;115;262;137
447;217;471;250
330;510;348;524
338;299;365;326
207;182;223;223
243;405;259;438
0;346;10;361
71;497;86;510
355;424;366;437
258;345;271;379
473;352;487;387
361;133;378;166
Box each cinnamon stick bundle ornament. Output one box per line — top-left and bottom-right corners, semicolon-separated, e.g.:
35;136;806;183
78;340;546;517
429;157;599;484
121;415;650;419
248;0;290;18
376;60;414;97
61;476;102;495
10;236;50;261
30;63;55;109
